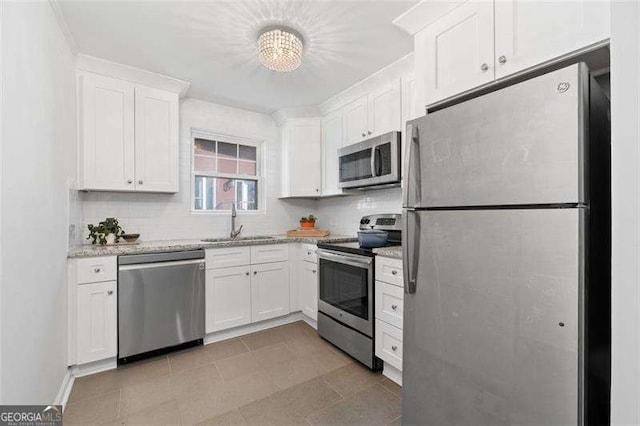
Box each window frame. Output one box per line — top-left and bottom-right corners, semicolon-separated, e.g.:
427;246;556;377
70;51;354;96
190;129;265;215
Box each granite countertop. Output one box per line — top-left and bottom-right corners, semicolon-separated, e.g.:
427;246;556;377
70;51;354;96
68;234;357;258
373;245;403;260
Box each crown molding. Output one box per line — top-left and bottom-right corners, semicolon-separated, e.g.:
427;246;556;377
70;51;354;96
76;54;191;97
49;0;78;55
272;106;322;126
392;0;465;35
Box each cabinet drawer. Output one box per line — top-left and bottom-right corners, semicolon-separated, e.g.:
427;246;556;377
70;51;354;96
251;244;289;264
299;244;317;263
205;247;251;269
76;256;117;284
375;320;403;371
375;256;403;287
375;281;404;329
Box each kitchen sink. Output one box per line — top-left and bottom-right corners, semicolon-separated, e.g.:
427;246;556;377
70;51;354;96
201;235;278;243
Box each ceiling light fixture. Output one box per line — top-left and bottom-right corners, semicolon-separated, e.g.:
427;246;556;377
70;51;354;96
257;27;304;72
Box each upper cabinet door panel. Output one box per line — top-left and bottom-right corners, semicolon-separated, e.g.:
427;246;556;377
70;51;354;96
79;73;135;191
321;110;344;196
420;0;495;105
368;79;402;138
285;119;322;197
494;0;610;79
342;96;368;145
134;86;179;192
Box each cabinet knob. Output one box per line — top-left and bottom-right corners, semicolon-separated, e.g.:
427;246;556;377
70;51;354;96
391;345;398;351
246;272;250;276
391;270;398;276
316;188;319;192
107;290;113;295
361;133;366;137
127;179;133;184
254;271;257;275
138;180;143;185
93;267;101;273
498;55;507;64
367;130;372;135
391;304;398;311
480;63;489;72
307;251;311;255
312;270;317;274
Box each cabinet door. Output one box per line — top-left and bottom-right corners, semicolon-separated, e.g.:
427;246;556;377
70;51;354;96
298;261;318;321
134;86;179;192
342;96;368;145
282;119;322;197
321;110;344;196
367;80;401;138
79;72;135;191
251;262;290;322
76;281;117;364
494;0;610;79
417;0;495;106
206;267;251;333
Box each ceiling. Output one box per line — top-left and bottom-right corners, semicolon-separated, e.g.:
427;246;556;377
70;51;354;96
58;0;418;114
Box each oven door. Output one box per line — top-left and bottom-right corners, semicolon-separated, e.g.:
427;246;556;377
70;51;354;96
316;249;374;337
338;131;401;189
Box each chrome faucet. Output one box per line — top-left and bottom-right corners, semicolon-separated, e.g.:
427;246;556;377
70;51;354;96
230;203;243;239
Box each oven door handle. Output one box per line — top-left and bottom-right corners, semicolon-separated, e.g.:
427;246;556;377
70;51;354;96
316;249;373;268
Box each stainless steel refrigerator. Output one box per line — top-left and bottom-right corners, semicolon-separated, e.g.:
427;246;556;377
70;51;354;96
401;63;611;425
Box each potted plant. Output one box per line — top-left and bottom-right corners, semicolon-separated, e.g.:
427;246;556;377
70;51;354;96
300;214;317;229
87;217;125;245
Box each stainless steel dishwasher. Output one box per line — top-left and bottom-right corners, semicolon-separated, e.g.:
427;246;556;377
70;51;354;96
118;250;205;364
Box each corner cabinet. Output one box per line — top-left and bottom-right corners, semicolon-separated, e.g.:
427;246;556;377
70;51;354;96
279;118;322;197
415;0;611;107
78;71;179;193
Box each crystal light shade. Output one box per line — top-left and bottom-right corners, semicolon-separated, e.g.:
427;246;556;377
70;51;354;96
257;27;304;72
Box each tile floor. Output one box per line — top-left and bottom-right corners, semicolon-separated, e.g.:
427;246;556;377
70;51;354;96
65;321;402;425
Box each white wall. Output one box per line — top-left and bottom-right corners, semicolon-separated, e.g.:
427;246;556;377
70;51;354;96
610;2;640;424
79;98;316;242
1;2;76;403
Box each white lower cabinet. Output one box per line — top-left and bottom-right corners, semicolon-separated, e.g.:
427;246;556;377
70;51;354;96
251;262;290;322
298;260;318;321
206;266;252;333
76;281;117;364
375;319;403;371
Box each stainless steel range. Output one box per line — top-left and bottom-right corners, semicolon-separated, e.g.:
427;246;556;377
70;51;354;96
316;213;401;370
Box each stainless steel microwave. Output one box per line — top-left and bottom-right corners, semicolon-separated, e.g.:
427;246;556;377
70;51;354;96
337;131;401;189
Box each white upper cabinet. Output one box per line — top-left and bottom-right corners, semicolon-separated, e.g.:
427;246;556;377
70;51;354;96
280;118;322;197
321;110;344;196
341;83;403;146
342;96;369;145
134;86;179;192
78;72;135;191
414;0;611;107
78;71;179;192
417;0;495;106
494;0;611;78
367;79;402;137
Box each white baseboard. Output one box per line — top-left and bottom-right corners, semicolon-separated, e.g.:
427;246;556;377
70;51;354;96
204;311;306;344
70;357;117;378
301;314;317;330
382;362;402;386
54;370;74;409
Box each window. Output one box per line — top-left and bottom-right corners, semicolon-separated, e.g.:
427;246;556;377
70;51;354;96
192;132;261;212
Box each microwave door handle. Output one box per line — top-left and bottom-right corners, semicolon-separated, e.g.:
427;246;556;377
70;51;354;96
370;147;377;177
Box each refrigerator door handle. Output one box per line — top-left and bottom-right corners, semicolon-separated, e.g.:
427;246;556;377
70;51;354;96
403;209;418;294
402;124;420;207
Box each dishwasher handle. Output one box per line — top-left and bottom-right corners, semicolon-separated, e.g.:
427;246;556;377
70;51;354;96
119;250;204;265
119;258;205;271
